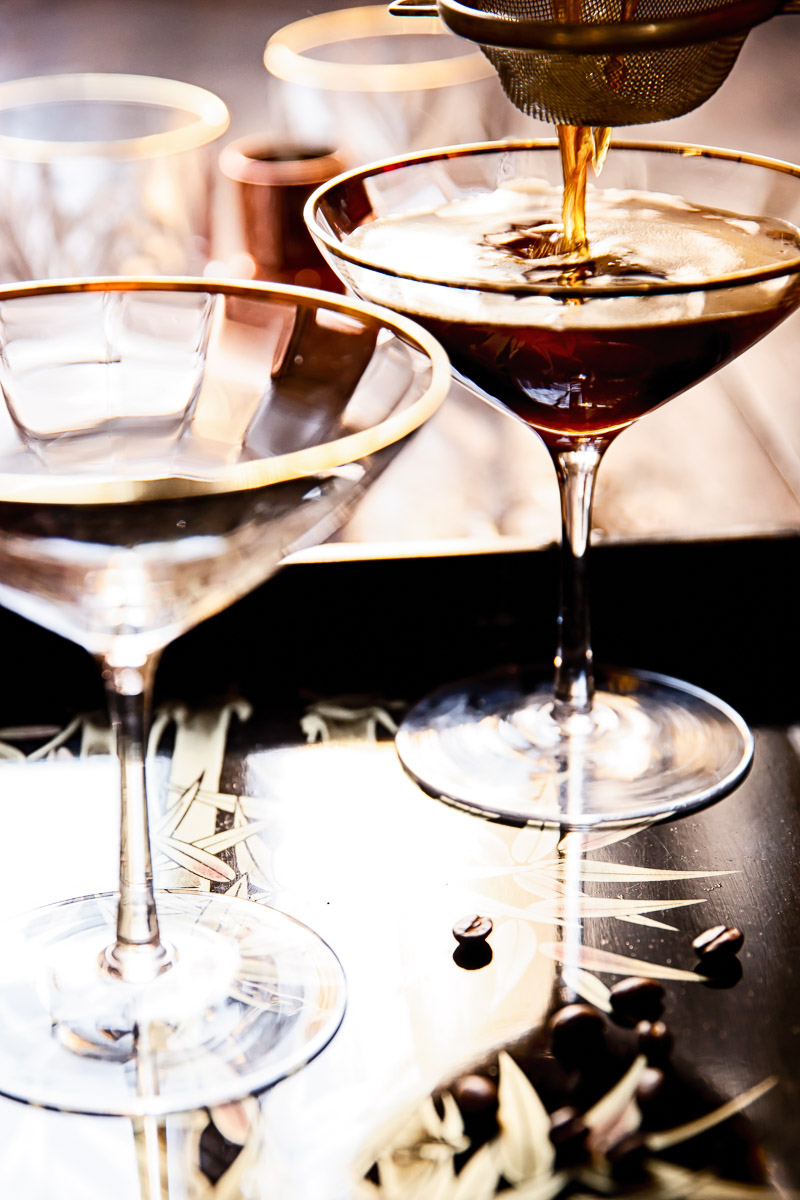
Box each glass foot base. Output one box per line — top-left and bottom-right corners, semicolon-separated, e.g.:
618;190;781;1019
395;666;753;829
0;891;346;1116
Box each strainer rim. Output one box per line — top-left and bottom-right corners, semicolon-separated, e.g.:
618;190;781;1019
427;0;783;53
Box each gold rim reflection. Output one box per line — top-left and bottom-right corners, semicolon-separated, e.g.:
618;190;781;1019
0;276;450;504
0;74;230;161
264;4;495;93
307;138;800;298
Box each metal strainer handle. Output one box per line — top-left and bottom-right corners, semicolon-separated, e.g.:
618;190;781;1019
389;0;799;51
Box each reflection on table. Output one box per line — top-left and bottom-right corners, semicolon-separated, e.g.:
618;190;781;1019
0;687;796;1197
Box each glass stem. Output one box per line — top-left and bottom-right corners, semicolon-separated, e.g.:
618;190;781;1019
100;652;173;984
549;439;608;723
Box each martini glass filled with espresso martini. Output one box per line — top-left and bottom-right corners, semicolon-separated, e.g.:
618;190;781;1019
308;138;800;828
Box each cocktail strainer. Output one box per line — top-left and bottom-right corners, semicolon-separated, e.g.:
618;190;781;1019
390;0;799;124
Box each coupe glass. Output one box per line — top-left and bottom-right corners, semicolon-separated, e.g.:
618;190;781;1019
307;141;800;829
0;277;448;1115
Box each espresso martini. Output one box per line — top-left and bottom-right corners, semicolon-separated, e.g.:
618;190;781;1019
348;181;800;439
308;141;800;827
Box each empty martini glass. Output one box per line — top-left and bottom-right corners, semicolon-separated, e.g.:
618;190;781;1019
308;140;800;829
0;277;448;1115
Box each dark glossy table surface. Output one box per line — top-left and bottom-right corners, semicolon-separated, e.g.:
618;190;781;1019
0;539;797;1198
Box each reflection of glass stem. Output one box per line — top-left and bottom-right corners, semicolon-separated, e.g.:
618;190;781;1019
133;1115;169;1200
554;830;588;1006
133;1017;169;1199
100;653;173;983
550;439;609;723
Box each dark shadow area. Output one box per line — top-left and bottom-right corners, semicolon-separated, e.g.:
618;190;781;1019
0;533;794;727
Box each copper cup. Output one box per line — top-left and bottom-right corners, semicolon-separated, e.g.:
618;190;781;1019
219;136;344;291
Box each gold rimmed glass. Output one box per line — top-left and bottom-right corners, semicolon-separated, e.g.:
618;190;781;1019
0;276;449;1116
0;73;230;280
307;140;800;829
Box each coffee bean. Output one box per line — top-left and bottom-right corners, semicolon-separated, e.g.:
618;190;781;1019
549;1106;589;1167
635;1066;666;1108
692;924;728;954
692;925;744;972
453;914;493;945
451;1074;499;1140
451;1074;498;1115
636;1019;673;1065
549;1104;581;1138
548;1004;606;1067
607;1132;648;1183
609;977;664;1022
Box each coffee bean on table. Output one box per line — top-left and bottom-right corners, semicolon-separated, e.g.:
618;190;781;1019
607;1132;648;1183
635;1065;666;1108
692;924;725;953
636;1019;673;1065
548;1003;606;1067
451;1074;498;1115
450;1074;499;1139
692;925;744;972
453;914;493;945
549;1106;589;1167
692;924;742;955
609;977;665;1022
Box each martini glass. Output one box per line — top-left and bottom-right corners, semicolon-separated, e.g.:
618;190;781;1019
0;277;448;1115
307;140;800;829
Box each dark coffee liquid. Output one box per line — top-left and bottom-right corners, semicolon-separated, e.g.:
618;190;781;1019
408;300;797;441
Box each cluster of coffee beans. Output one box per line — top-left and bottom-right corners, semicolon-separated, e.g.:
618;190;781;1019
442;922;746;1189
547;984;668;1182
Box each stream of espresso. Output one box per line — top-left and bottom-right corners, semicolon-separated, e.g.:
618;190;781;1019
557;125;612;251
481;124;612;266
554;0;640;252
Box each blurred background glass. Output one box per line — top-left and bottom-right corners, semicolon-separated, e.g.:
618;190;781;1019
218;135;345;289
0;72;229;281
225;4;528;292
262;4;529;167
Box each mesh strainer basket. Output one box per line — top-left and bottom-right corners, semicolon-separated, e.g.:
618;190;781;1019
390;0;799;124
